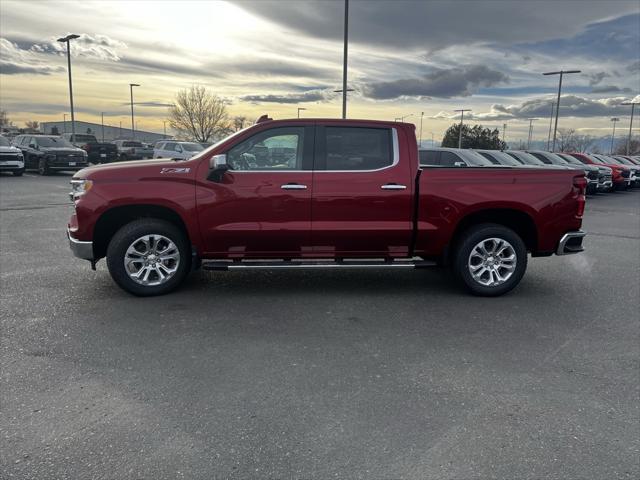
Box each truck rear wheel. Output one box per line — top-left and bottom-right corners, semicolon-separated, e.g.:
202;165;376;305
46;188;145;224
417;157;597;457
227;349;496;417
106;219;191;296
452;223;527;296
38;158;51;175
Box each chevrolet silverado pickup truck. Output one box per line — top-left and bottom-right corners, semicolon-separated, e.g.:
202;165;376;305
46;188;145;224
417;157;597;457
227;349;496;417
67;117;587;297
62;133;118;164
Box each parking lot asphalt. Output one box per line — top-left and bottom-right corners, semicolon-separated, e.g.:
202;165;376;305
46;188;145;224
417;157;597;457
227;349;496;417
1;171;639;479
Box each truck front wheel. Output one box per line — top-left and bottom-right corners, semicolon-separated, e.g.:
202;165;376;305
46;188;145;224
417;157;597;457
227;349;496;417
452;223;527;296
106;219;191;296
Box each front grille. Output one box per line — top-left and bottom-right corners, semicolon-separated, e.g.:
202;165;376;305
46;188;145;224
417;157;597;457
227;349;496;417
587;171;599;180
0;153;20;161
54;153;86;165
621;170;630;178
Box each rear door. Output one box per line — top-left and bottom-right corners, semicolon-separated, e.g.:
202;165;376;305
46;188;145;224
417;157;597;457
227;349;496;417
311;124;414;257
197;125;314;257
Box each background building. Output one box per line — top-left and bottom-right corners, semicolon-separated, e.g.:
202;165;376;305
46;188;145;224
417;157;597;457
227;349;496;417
40;120;169;143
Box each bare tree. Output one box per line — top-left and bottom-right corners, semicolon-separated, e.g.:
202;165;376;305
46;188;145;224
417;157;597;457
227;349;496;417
556;128;576;152
168;86;230;142
233;116;247;132
571;134;595;153
614;138;640;155
25;120;39;130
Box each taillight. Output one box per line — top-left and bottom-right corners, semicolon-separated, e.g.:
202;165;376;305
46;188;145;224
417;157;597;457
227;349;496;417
573;175;586;218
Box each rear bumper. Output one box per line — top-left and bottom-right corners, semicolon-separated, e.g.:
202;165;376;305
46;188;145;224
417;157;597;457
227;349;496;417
67;228;94;260
556;230;586;255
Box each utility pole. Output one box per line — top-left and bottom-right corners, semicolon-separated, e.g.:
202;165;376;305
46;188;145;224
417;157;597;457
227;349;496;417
57;34;80;138
527;118;537;149
129;83;140;140
454;109;471;149
610;117;620;154
297;107;306;118
502;123;507;145
542;69;581;152
341;0;349;119
431;132;434;146
419;111;424;148
547;101;555;151
621;101;638;155
63;113;67;134
101;112;105;142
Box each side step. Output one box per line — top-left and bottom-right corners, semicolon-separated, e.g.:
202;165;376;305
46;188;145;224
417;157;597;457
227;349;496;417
202;258;437;271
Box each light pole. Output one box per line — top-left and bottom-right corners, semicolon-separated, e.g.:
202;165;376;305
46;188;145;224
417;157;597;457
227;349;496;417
297;107;306;118
527;118;537;149
621;101;638;155
341;0;349;119
454;109;471;148
101;112;105;142
129;83;140;140
63;113;67;134
546;101;555;151
419;111;424;147
57;34;80;138
502;123;507;145
163;120;167;138
543;69;581;152
610;117;620;154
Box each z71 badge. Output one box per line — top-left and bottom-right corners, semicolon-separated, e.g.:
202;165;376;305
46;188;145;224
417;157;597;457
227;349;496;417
160;167;191;174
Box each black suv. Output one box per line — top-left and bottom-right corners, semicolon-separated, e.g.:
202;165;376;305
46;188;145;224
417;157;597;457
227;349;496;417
13;134;89;175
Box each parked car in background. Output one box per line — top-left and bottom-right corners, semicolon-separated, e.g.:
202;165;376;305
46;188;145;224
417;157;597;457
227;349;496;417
525;150;599;194
0;135;25;176
611;156;640;187
567;153;631;190
419;147;494;167
62;133;118;164
13;134;88;175
555;153;612;194
504;150;554;167
153;141;204;160
112;140;154;161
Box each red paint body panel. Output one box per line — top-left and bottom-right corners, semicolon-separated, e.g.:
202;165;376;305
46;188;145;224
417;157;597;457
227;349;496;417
568;152;629;186
68;119;584;262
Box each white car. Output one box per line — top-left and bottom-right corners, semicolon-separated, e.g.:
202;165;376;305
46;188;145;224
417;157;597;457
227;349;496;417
0;135;25;176
153;141;204;160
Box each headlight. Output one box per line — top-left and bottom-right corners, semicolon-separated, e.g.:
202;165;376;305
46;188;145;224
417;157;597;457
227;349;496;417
82;150;88;158
70;178;93;201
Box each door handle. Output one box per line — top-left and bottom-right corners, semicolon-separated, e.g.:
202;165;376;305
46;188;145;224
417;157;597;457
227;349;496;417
381;183;407;190
281;183;308;190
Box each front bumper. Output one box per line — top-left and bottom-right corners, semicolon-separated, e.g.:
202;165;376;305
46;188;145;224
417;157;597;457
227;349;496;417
556;230;586;255
0;160;25;171
67;228;94;260
597;180;613;191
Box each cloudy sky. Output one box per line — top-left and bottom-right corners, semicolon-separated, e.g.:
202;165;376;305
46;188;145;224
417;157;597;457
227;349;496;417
1;0;639;143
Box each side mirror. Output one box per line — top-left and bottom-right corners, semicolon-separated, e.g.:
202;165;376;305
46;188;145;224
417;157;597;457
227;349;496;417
454;161;467;167
207;154;229;182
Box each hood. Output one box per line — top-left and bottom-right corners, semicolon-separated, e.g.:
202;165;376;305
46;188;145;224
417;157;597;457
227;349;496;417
0;146;22;154
41;146;85;154
74;157;191;180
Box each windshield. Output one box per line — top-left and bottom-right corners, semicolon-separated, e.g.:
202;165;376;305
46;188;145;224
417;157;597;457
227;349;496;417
36;136;72;147
180;142;204;152
530;151;568;165
0;136;10;147
479;150;521;166
73;134;97;143
613;156;633;165
557;153;583;165
459;149;493;166
506;151;545;165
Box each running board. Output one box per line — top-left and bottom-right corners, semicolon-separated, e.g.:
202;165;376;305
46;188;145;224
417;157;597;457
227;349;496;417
202;258;437;271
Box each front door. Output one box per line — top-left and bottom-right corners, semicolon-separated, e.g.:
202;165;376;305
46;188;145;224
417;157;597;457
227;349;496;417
311;125;414;257
196;125;314;257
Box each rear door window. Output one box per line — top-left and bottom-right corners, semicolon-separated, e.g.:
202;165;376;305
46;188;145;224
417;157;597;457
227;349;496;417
318;127;393;171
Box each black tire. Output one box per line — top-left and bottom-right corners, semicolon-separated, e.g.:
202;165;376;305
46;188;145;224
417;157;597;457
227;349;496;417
119;153;128;161
452;223;527;296
38;158;51;175
13;168;24;176
106;218;191;296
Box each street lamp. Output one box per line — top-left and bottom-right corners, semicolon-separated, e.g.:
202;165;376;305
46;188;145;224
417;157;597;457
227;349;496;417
527;118;537;149
419;112;424;147
546;101;555;151
129;83;140;140
542;69;581;151
63;113;67;134
297;107;306;118
57;34;80;138
610;117;620;154
621;101;638;155
454;109;471;149
341;0;349;119
101;112;105;142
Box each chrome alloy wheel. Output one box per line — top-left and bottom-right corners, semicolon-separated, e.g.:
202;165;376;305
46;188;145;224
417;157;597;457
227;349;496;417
124;234;180;286
467;237;517;287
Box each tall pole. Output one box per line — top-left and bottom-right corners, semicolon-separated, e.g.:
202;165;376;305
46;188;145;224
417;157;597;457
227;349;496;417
610;117;619;154
101;112;105;142
119;121;122;139
621;102;638;155
454;109;471;149
502;123;507;145
129;83;140;140
419;111;424;147
547;101;555;151
341;0;349;119
543;69;581;152
57;34;80;138
297;107;306;118
63;113;67;134
527;118;536;149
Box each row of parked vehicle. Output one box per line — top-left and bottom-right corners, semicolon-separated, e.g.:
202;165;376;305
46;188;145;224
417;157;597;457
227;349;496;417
419;147;640;193
0;133;207;176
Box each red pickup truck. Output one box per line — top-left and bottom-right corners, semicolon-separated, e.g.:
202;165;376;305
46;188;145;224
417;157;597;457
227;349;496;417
67;117;586;297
